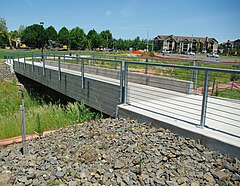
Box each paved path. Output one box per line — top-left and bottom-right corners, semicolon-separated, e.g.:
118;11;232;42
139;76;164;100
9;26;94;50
127;83;240;149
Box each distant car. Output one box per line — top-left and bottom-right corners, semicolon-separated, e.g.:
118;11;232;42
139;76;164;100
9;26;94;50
184;51;195;55
207;53;219;58
189;52;195;55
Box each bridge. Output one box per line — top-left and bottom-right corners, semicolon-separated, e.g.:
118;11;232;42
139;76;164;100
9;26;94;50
6;53;240;157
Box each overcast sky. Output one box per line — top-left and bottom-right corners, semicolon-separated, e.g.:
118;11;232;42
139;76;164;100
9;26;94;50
1;0;240;42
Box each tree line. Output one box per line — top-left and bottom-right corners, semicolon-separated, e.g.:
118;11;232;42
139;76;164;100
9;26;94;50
0;17;152;51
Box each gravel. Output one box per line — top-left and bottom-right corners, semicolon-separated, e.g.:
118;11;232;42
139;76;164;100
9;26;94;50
0;118;239;185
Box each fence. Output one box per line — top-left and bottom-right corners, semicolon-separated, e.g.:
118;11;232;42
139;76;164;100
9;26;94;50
7;53;240;135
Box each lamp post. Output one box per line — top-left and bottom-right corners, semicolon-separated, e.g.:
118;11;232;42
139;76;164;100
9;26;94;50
40;22;44;61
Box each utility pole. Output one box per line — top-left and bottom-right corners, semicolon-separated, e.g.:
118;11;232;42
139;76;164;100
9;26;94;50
147;30;149;52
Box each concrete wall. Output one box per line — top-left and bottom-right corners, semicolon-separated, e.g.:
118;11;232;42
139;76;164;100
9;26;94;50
0;63;16;80
14;61;120;116
46;61;193;94
116;105;240;158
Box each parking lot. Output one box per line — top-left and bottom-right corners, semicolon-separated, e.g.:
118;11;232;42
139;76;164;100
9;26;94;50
162;53;240;63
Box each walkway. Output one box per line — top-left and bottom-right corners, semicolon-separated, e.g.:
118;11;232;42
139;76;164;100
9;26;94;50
8;58;240;157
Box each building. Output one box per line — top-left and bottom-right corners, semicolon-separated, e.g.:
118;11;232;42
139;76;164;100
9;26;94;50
154;35;218;53
221;39;240;50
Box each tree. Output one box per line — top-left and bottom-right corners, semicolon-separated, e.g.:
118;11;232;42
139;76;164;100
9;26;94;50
133;36;141;50
45;26;57;41
196;41;201;53
8;30;18;49
69;27;86;50
87;29;100;50
58;27;69;46
21;24;47;49
100;30;113;48
18;25;26;38
0;17;8;48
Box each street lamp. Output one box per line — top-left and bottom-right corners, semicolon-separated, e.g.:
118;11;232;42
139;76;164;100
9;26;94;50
40;22;44;61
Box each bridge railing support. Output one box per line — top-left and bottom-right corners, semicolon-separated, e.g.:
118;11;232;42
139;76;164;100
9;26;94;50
200;70;210;128
58;56;61;81
31;54;34;72
76;54;79;64
145;58;148;74
11;53;14;68
18;53;20;67
23;53;26;69
123;61;129;104
120;61;124;103
43;54;45;76
114;56;117;70
81;58;85;89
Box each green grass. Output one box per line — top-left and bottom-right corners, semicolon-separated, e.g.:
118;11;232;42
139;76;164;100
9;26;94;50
0;49;7;59
216;89;240;100
0;79;99;140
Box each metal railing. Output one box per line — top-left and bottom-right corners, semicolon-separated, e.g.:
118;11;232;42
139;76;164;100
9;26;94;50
7;53;240;136
123;61;240;137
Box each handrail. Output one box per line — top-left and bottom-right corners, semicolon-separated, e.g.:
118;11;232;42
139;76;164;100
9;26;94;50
125;61;240;74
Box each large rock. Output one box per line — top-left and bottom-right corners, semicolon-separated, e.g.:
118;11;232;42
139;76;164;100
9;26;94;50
0;118;239;185
0;171;11;185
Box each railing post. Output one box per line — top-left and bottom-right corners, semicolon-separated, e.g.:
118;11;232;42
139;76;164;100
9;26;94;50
58;56;61;81
120;61;124;103
54;53;56;60
200;70;210;128
81;58;85;89
123;61;129;104
194;63;199;95
114;56;117;70
18;53;20;67
23;53;26;69
43;54;45;76
145;58;148;74
12;53;14;67
32;53;34;71
191;61;195;82
76;54;79;64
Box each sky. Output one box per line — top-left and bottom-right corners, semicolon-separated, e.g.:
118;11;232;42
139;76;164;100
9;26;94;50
1;0;240;43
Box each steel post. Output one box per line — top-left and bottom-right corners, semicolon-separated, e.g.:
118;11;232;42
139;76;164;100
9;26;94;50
32;54;34;71
114;56;117;70
58;56;61;81
191;61;195;82
43;54;45;76
76;54;79;64
81;58;85;89
200;70;210;128
18;53;20;67
145;58;148;74
120;61;124;103
19;90;27;155
23;53;26;69
123;62;128;104
194;63;199;95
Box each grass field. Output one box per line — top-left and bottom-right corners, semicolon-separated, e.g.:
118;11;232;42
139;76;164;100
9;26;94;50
0;79;100;140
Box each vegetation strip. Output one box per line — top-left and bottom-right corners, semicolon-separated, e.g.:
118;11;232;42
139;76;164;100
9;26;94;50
0;78;99;140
